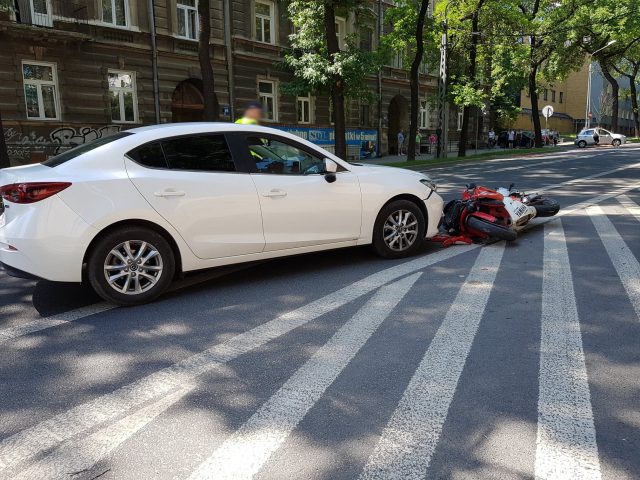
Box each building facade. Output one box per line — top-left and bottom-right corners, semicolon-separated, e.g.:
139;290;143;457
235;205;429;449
588;65;638;136
0;0;464;166
513;63;590;134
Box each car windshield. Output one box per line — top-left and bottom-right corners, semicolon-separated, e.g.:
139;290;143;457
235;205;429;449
42;132;134;167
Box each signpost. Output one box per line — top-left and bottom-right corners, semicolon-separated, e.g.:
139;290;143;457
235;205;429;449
542;105;554;142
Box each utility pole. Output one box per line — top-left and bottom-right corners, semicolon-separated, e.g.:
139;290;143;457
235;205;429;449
436;17;449;158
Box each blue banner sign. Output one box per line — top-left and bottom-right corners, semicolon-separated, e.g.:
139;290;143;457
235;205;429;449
275;126;378;158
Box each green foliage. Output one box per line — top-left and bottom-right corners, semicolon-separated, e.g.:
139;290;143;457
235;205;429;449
281;0;381;100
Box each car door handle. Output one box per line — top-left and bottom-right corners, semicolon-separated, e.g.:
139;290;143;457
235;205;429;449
154;189;186;197
262;189;287;198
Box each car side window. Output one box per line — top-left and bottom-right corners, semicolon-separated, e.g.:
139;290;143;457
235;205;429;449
246;136;326;175
128;141;168;169
162;135;236;172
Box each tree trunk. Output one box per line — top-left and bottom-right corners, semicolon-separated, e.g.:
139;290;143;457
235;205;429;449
324;4;346;160
198;0;219;121
628;64;640;138
407;0;430;162
457;4;483;157
0;109;9;169
529;66;543;148
600;62;619;131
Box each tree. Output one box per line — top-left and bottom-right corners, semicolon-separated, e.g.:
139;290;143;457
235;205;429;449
284;0;379;160
576;0;640;132
515;0;586;147
613;52;640;137
198;0;219;121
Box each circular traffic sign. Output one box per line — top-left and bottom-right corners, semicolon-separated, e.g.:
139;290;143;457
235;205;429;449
542;105;554;119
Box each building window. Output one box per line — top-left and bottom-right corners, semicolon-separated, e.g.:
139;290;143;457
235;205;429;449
102;0;129;27
543;88;548;101
389;49;405;69
457;111;464;131
419;100;430;129
22;61;59;120
108;70;138;123
360;103;370;126
258;80;277;121
297;95;312;124
255;0;275;44
559;92;564;104
177;0;198;40
551;90;556;102
335;17;346;50
359;26;373;52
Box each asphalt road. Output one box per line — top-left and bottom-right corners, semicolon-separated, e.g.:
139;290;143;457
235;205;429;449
1;144;639;480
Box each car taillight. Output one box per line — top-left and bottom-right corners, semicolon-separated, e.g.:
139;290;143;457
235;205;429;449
0;182;72;204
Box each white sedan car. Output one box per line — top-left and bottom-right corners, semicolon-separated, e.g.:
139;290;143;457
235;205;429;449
575;127;626;147
0;123;443;305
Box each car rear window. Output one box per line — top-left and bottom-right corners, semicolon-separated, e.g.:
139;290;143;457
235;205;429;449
42;132;134;167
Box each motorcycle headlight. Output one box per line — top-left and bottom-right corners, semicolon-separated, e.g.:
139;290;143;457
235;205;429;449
420;178;437;192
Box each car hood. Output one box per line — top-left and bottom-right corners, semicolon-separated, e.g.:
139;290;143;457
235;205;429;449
349;162;432;180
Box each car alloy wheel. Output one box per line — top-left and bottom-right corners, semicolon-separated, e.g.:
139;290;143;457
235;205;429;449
612;139;621;147
103;240;164;295
383;209;419;252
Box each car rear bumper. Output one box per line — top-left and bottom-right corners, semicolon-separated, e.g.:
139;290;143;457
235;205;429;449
0;196;97;282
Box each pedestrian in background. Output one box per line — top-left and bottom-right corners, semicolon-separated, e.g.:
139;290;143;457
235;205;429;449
235;101;263;125
415;131;422;155
508;129;515;149
488;129;496;148
397;130;405;155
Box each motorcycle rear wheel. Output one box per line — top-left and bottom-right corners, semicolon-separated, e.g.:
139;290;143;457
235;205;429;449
530;198;560;217
466;216;517;242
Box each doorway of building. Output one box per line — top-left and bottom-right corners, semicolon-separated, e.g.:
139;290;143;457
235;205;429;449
171;79;212;122
388;95;409;155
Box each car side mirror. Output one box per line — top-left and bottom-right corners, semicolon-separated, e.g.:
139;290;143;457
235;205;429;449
324;158;338;173
324;158;338;183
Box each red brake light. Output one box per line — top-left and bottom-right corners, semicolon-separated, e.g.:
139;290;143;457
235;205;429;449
0;182;72;204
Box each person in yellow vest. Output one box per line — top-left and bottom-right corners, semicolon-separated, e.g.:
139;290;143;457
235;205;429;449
235;101;263;125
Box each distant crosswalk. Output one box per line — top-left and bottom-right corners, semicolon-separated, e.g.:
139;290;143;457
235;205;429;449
1;192;639;480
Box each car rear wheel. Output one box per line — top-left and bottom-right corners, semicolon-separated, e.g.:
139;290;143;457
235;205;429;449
612;139;621;147
88;227;175;306
577;140;587;148
372;200;426;259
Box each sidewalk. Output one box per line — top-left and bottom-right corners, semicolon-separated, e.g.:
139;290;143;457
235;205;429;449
361;142;574;166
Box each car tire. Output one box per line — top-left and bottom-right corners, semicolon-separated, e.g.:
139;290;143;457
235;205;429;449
612;139;621;147
372;200;426;259
87;227;175;306
577;140;587;148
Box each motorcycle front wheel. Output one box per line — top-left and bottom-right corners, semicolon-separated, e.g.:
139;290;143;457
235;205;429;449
466;216;517;242
530;198;560;217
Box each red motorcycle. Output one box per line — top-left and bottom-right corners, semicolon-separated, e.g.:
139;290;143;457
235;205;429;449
436;184;517;246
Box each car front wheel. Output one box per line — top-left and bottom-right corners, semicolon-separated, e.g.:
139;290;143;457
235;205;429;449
88;227;175;306
372;200;426;259
577;140;587;148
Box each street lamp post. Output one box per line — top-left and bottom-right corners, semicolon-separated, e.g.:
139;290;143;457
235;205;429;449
585;40;616;129
436;1;455;159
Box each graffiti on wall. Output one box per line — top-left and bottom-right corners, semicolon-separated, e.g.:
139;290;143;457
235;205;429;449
3;125;122;165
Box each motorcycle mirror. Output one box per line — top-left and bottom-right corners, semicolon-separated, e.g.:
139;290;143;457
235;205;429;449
509;183;515;191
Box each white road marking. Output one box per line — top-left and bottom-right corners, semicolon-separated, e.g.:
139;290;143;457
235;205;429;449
587;205;640;319
187;273;422;480
11;388;189;480
0;303;115;344
617;194;640;223
537;161;640;193
359;244;504;480
535;221;601;480
0;245;477;473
